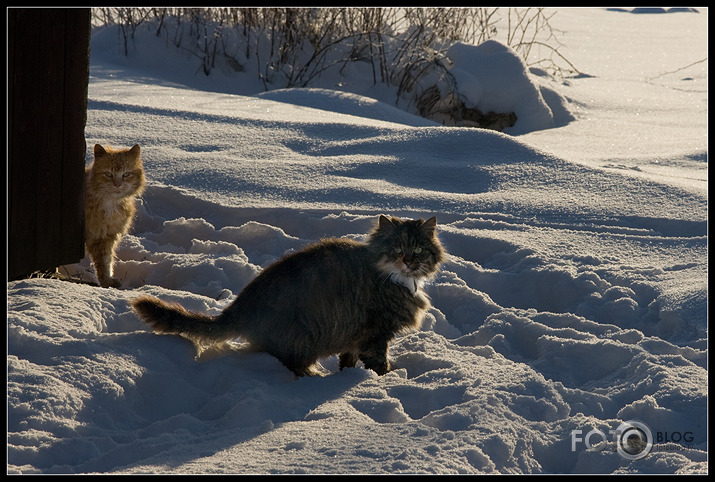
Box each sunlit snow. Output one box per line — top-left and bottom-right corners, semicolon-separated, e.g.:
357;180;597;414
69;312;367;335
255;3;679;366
7;7;707;474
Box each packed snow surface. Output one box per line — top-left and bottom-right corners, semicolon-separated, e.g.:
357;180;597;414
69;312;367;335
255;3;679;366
7;7;707;474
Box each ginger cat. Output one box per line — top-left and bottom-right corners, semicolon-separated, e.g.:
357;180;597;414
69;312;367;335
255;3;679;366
85;143;145;288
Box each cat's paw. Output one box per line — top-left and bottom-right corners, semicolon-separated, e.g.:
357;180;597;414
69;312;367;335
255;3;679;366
100;277;122;289
362;357;391;376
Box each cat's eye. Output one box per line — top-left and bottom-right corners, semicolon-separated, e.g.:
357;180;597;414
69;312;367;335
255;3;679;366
414;247;423;254
122;173;131;178
103;172;113;178
393;247;403;254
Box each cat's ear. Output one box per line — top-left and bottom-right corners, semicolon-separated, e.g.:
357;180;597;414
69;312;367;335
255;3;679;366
378;215;396;233
129;144;141;157
421;216;437;235
94;144;107;157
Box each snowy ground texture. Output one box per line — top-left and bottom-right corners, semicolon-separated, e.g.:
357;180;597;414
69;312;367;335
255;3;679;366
7;8;708;474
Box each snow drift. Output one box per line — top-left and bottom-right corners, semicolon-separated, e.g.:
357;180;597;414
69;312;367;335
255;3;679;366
7;7;707;475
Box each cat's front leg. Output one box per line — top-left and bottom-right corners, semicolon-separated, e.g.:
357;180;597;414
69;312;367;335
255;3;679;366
339;352;358;370
358;338;391;375
96;259;122;288
87;238;121;288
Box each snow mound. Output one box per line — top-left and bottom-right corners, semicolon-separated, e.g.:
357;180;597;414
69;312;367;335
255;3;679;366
257;88;439;127
447;40;565;134
7;8;707;475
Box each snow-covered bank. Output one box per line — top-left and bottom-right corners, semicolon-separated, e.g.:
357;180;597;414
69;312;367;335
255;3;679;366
7;7;707;474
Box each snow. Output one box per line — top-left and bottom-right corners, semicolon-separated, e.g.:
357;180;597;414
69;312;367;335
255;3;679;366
447;40;561;134
7;7;707;475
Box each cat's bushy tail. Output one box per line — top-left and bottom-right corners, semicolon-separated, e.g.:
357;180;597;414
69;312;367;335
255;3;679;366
132;296;236;346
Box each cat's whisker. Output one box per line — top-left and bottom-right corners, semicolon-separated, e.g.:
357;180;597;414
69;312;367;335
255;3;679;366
378;271;392;284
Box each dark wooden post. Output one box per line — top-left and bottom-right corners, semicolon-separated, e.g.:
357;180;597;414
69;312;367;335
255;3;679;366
8;8;91;280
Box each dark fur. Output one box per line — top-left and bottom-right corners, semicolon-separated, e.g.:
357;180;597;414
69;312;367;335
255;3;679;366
132;215;445;376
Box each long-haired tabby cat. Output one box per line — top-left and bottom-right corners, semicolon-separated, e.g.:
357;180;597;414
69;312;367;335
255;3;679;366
85;143;145;288
132;215;445;376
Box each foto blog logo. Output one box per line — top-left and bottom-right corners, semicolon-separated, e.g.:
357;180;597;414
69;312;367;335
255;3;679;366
571;420;653;461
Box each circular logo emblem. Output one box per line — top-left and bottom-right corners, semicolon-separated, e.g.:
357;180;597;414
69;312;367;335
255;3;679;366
615;421;653;460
